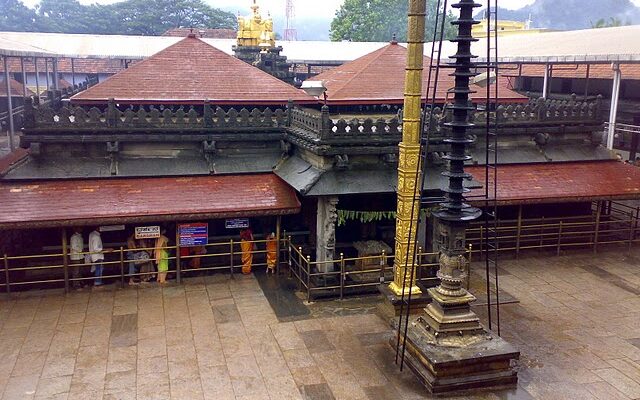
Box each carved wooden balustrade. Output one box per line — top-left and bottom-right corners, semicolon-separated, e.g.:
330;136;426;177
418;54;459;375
23;94;603;141
23;98;288;131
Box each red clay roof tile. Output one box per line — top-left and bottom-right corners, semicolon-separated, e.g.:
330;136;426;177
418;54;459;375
503;64;640;80
0;173;300;228
467;161;640;205
70;36;315;106
313;43;527;105
0;78;35;97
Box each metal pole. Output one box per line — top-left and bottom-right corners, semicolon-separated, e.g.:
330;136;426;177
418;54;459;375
594;201;602;253
542;63;550;99
276;216;281;274
230;239;234;278
45;58;50;90
339;253;344;300
34;57;40;102
175;227;181;284
52;58;59;90
607;63;621;150
119;246;125;288
515;204;523;258
306;255;311;302
71;58;76;86
628;213;634;254
62;228;69;293
3;57;15;151
3;254;9;294
584;64;591;99
20;57;27;97
556;221;563;256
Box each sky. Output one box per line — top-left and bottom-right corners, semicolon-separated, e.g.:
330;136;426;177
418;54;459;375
19;0;640;19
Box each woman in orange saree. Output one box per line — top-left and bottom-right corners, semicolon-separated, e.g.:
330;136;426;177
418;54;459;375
266;232;277;274
240;229;254;274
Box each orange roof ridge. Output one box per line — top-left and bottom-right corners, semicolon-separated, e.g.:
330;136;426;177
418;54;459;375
71;36;315;105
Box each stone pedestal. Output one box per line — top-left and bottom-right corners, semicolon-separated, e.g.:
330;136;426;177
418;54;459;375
391;317;519;394
377;283;430;321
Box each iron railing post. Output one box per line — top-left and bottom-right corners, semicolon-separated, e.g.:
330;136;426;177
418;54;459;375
230;239;234;278
175;228;182;284
306;255;311;302
119;246;125;288
379;250;386;284
594;202;602;253
62;228;69;293
557;222;563;256
297;247;303;291
628;213;634;254
339;253;344;300
3;254;9;294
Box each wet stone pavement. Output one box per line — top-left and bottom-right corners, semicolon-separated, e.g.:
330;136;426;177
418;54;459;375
0;248;639;399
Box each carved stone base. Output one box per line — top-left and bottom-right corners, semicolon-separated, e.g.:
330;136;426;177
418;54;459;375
391;317;519;394
377;283;431;321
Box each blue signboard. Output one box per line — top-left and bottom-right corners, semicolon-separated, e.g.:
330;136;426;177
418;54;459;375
179;223;208;247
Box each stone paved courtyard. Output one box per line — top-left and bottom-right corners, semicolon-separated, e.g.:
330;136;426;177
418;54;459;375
0;247;639;400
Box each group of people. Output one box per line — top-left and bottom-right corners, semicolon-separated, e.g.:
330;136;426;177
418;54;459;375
126;228;170;286
69;227;109;288
67;226;279;289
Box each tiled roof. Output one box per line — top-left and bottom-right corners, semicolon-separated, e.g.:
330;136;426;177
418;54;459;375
467;161;640;205
503;64;640;80
162;28;237;39
0;149;29;176
0;57;126;75
0;173;300;229
0;78;34;96
71;36;315;105
313;42;527;105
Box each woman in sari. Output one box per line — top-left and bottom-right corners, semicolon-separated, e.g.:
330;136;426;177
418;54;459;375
155;229;170;284
266;232;277;274
240;228;254;275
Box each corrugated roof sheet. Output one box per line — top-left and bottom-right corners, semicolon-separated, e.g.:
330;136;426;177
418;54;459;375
504;63;640;80
0;173;300;229
313;43;527;105
467;160;640;205
70;36;316;105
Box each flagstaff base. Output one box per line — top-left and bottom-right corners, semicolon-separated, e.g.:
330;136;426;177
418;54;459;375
390;317;519;395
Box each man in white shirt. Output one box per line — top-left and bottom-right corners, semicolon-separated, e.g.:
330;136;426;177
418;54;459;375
69;227;84;289
88;228;105;286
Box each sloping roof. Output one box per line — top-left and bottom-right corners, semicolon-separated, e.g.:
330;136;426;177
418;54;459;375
0;78;35;97
71;36;315;105
162;28;237;39
313;42;527;105
0;173;300;229
504;63;640;81
467;161;640;205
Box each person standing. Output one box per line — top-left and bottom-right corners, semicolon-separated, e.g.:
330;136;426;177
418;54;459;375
155;228;170;284
266;232;277;274
240;228;254;275
69;227;84;289
126;233;139;286
88;228;105;286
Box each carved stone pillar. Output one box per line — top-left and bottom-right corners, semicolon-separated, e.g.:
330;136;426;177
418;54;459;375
315;196;338;273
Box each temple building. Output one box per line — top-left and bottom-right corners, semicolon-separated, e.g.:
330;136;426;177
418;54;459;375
0;29;639;297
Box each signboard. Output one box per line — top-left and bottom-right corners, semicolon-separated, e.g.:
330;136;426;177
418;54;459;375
135;226;160;239
225;218;249;229
179;223;209;247
99;225;125;232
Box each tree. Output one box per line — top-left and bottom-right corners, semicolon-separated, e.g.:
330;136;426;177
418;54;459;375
4;0;236;35
0;0;41;31
330;0;456;42
590;17;630;28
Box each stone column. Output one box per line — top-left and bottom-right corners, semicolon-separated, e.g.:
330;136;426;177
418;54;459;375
315;196;338;273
